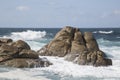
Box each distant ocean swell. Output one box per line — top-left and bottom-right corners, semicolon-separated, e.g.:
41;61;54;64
93;30;113;34
0;28;120;80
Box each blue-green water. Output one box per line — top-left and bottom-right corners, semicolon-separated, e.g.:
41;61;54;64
0;28;120;80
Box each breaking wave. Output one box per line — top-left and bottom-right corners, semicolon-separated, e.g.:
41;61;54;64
97;38;120;59
2;30;46;41
93;30;113;34
0;28;120;80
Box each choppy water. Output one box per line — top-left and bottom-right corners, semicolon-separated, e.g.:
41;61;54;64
0;28;120;80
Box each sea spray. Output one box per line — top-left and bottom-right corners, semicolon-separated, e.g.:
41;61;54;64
2;30;46;41
0;28;120;80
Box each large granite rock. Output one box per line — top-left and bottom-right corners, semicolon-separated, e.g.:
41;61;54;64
0;44;19;56
38;27;74;57
11;40;31;50
0;39;52;68
38;26;112;66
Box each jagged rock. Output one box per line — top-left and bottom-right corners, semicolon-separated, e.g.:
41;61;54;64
0;44;19;56
0;39;52;68
0;38;13;46
0;38;13;43
37;45;49;56
38;26;112;67
94;51;112;66
18;49;39;59
0;44;19;63
84;32;99;51
0;56;12;62
12;40;31;51
38;26;74;57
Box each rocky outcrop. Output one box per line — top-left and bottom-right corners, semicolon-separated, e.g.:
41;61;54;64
38;26;112;66
11;40;31;50
0;38;52;68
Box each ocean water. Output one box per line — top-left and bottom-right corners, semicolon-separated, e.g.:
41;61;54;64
0;28;120;80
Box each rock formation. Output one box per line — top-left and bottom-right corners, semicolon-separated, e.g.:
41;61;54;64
38;26;112;66
0;38;52;68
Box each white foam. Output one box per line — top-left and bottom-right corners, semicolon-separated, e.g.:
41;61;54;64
1;56;120;79
97;38;120;46
97;38;110;43
99;45;120;59
0;30;49;51
38;39;120;78
0;29;120;79
2;30;46;41
0;69;51;80
99;30;113;34
93;31;97;33
97;38;120;59
93;30;113;34
27;40;46;51
39;56;120;78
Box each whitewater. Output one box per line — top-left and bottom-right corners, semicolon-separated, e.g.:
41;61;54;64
0;28;120;80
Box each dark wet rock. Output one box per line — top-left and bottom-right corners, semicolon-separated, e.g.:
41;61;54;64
18;49;39;59
0;38;13;43
0;44;19;56
38;26;112;67
0;58;52;68
0;38;13;46
12;40;31;51
0;56;12;62
0;39;52;68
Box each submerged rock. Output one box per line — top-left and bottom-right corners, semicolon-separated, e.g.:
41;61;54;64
38;26;112;67
0;38;52;68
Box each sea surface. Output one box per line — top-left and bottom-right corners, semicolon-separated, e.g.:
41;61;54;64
0;28;120;80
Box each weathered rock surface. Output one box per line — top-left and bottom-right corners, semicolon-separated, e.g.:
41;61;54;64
0;38;13;46
0;39;52;68
11;40;31;50
18;49;39;59
38;26;112;66
0;58;52;68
